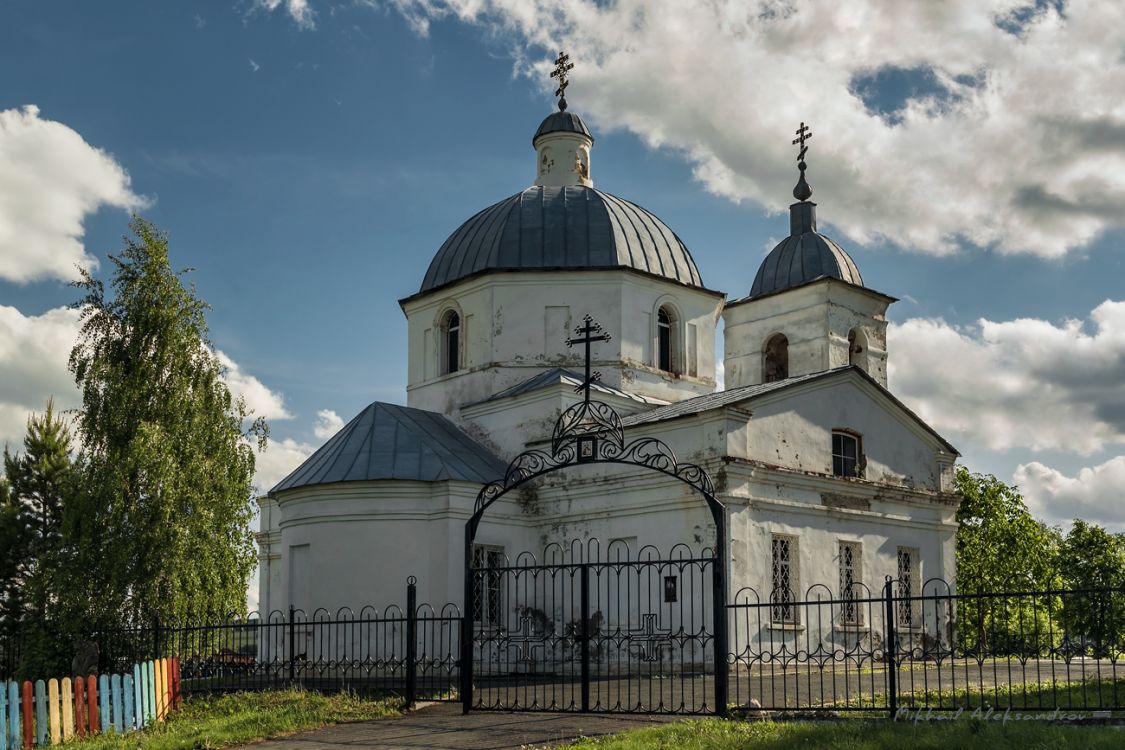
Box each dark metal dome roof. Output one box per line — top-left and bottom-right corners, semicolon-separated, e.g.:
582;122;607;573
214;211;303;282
419;186;705;293
533;110;593;144
749;201;863;298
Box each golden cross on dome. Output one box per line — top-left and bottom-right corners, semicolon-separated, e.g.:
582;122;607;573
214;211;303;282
550;51;575;111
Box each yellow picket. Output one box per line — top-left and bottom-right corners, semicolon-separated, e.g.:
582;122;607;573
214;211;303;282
60;677;74;741
47;678;60;746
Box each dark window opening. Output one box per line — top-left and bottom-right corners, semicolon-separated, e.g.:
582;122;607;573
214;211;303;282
444;311;460;375
763;334;789;382
657;308;673;372
472;544;504;626
848;328;866;370
832;431;861;478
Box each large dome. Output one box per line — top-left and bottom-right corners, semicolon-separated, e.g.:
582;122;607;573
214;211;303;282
419;185;705;293
749;202;862;298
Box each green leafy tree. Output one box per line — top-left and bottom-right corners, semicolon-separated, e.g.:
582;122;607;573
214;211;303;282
954;468;1062;653
66;216;267;633
1057;520;1125;655
0;400;77;675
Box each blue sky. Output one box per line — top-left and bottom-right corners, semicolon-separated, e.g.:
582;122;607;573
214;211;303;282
2;0;1125;543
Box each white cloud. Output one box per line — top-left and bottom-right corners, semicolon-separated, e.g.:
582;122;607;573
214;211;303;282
0;306;292;454
0;305;82;449
361;0;1125;258
1015;457;1125;532
313;408;344;440
0;106;144;283
216;350;292;420
254;0;315;30
889;300;1125;455
253;436;315;494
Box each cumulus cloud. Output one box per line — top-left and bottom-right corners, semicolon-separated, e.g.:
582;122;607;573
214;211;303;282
1015;457;1125;531
254;0;315;30
313;409;344;440
0;106;144;283
216;350;292;420
0;305;82;449
0;306;291;452
889;300;1125;455
253;436;315;494
346;0;1125;258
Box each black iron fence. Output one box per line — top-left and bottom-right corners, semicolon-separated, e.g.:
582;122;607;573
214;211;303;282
730;578;1125;717
4;576;1124;718
0;578;460;706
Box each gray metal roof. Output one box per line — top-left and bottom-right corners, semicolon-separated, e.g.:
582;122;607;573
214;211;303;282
749;201;862;299
619;366;958;455
533;111;593;144
620;371;830;428
418;186;706;294
269;402;506;494
465;367;667;408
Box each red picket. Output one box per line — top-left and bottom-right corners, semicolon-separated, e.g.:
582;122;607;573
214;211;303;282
170;657;182;709
73;675;86;738
21;681;34;748
86;674;99;733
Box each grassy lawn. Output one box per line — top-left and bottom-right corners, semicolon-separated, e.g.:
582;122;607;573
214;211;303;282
567;718;1124;749
65;689;399;749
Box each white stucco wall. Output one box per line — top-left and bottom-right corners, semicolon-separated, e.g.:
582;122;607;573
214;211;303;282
401;270;724;425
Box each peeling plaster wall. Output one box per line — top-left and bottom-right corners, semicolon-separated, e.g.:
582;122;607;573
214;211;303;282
403;270;723;426
723;279;890;389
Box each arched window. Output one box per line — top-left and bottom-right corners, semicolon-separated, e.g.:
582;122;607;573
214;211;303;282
848;328;867;371
657;307;674;373
442;311;460;375
763;334;789;383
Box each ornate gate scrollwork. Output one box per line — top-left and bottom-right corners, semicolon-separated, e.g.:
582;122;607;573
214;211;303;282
462;315;729;716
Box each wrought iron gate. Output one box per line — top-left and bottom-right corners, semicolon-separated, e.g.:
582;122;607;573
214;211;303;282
461;315;728;715
468;543;719;713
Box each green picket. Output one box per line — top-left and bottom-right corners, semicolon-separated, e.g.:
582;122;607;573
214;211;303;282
110;674;124;734
34;681;47;747
123;673;136;731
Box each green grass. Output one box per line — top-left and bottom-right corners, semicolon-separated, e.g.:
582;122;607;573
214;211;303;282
566;718;1124;749
63;689;399;749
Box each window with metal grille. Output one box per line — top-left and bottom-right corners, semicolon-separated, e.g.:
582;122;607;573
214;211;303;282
443;311;460;375
771;535;799;625
472;544;504;626
896;546;919;628
832;431;861;478
657;307;673;372
838;541;862;625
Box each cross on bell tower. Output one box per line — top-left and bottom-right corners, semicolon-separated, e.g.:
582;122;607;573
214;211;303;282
792;122;814;201
566;314;611;404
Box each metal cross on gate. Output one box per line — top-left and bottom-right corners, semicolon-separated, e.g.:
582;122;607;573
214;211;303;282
628;613;674;663
566;314;611;404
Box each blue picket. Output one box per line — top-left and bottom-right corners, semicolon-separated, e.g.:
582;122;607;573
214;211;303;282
6;682;19;750
123;673;136;731
34;681;47;747
132;664;143;729
97;675;110;733
111;674;124;733
0;680;8;750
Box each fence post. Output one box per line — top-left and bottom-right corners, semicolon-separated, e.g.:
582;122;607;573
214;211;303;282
152;618;161;663
287;607;296;685
405;577;417;709
579;564;591;713
461;525;474;714
883;576;897;721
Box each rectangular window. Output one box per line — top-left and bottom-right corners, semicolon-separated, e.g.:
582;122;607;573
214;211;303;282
771;534;799;625
896;546;920;628
832;432;860;478
838;541;862;625
472;544;504;626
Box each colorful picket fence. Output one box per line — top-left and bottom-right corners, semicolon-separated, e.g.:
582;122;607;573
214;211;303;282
0;658;180;748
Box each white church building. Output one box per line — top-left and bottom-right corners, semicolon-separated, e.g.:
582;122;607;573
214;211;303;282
256;90;961;630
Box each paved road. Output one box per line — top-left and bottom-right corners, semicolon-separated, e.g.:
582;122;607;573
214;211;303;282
248;702;672;749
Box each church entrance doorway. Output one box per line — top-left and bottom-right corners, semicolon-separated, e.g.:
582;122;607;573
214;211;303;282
461;316;728;716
